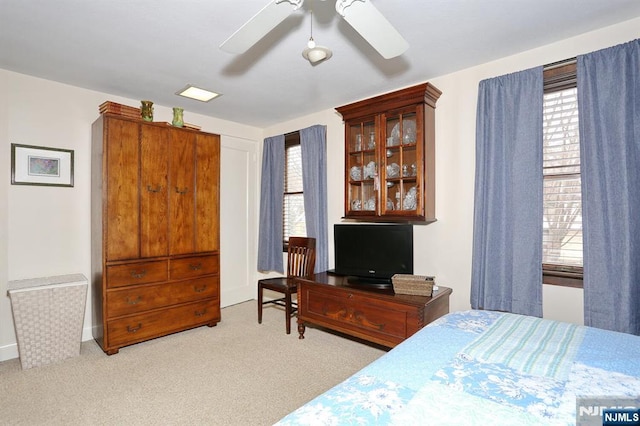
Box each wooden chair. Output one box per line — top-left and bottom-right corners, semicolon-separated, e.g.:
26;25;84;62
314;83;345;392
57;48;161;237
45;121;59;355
258;237;316;334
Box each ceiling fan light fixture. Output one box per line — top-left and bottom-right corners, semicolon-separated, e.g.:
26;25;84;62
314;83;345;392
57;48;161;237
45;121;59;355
302;44;332;64
301;10;331;65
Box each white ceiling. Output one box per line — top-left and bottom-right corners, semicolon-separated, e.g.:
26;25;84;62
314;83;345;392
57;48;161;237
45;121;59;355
2;0;640;128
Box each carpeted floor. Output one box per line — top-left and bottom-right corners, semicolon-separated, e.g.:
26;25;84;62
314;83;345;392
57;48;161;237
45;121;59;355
0;300;387;425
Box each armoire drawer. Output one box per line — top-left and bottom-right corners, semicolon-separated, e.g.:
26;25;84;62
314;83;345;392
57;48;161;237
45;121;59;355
106;276;219;318
170;254;218;280
107;299;220;347
106;260;168;288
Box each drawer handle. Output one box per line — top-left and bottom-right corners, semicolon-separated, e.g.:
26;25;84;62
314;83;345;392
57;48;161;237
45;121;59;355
130;270;147;279
127;323;142;333
194;285;207;293
147;185;163;193
195;309;207;317
126;296;142;305
175;187;189;194
189;263;203;271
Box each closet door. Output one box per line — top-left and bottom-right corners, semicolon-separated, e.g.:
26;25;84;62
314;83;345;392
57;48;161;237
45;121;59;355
140;125;169;258
169;130;196;255
105;118;140;261
195;133;220;253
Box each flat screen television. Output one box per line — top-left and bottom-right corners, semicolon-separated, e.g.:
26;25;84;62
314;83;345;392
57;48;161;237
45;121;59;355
333;224;413;287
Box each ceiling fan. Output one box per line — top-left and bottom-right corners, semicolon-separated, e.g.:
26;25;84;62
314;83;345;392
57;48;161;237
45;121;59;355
219;0;409;60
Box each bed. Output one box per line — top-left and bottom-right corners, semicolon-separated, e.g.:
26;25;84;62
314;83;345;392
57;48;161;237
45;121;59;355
276;310;640;425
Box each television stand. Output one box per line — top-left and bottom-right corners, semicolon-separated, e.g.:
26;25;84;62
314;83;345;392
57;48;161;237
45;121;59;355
295;272;452;348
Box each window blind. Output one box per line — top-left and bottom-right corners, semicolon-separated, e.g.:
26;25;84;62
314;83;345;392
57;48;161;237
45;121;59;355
542;87;583;268
283;138;306;242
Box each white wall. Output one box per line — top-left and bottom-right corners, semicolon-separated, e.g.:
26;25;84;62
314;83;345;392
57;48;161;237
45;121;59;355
0;68;10;356
0;71;262;361
261;17;640;326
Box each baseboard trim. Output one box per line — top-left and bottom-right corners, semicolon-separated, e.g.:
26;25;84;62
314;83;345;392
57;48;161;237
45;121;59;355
0;325;95;363
0;342;18;362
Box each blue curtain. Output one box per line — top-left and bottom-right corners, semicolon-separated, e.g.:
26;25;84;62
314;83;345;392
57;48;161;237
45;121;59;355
257;135;285;273
578;39;640;335
300;125;329;273
470;67;544;317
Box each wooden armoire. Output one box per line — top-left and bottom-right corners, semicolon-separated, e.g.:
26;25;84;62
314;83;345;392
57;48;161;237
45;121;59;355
91;113;221;355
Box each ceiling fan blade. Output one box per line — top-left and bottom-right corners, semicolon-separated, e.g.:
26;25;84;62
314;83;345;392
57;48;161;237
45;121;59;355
336;0;409;59
220;0;304;54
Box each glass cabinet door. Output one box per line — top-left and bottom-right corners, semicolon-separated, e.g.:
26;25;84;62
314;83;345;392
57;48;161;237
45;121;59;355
346;119;378;215
380;111;421;215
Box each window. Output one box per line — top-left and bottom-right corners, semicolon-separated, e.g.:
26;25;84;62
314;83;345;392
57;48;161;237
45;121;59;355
542;61;583;287
283;132;306;249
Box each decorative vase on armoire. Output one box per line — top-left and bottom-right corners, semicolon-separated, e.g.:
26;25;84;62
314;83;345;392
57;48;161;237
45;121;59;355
172;107;184;127
141;100;154;122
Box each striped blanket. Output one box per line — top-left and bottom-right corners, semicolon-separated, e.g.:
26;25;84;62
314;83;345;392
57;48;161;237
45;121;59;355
464;313;584;379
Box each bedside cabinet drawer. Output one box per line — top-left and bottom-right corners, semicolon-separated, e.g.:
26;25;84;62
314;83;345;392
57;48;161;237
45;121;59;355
106;276;219;317
170;255;219;280
106;260;168;288
107;299;220;347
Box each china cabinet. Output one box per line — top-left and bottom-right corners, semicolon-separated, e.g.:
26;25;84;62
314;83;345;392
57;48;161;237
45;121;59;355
336;83;441;222
91;114;221;354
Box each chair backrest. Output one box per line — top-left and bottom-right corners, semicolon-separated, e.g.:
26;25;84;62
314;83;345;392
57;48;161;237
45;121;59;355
286;237;316;279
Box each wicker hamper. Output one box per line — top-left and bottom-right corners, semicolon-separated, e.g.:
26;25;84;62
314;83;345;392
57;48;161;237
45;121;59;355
391;274;435;296
7;274;87;369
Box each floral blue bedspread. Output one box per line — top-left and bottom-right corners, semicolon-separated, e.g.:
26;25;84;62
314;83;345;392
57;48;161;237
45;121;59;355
276;310;640;425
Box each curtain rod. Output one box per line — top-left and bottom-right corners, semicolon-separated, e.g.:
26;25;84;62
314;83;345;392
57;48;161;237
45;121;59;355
544;57;577;70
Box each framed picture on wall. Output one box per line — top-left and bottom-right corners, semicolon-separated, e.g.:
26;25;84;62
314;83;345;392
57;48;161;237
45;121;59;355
11;143;74;187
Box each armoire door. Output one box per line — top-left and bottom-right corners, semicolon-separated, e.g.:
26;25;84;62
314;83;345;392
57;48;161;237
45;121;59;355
140;125;169;258
195;133;220;253
169;129;196;255
105;118;140;261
